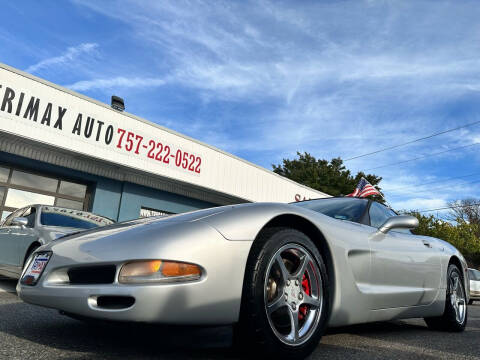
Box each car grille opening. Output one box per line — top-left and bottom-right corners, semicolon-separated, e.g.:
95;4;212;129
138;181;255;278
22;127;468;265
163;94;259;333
96;296;135;309
67;265;116;285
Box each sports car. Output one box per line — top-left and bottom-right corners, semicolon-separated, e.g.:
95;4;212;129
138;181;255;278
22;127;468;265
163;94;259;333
17;197;469;359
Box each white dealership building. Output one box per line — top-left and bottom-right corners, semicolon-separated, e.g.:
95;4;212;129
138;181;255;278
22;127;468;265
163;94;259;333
0;63;327;221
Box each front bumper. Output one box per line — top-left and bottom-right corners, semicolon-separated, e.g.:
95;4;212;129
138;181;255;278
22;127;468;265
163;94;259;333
470;290;480;301
17;221;253;325
18;279;241;324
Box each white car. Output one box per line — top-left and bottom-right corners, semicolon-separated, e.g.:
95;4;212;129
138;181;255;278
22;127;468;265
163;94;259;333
0;205;114;279
468;268;480;304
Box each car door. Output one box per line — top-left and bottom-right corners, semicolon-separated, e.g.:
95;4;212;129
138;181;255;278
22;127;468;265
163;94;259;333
0;208;27;269
368;202;442;309
12;206;39;266
471;269;480;298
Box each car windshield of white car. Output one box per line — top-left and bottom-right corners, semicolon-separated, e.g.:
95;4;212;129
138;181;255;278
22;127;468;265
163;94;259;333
40;206;114;229
294;198;368;222
470;269;480;281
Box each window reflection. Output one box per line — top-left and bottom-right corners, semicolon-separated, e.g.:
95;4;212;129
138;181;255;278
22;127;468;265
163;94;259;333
1;211;12;222
11;170;58;192
58;181;87;198
5;188;55;208
0;167;9;183
0;166;88;216
55;198;84;210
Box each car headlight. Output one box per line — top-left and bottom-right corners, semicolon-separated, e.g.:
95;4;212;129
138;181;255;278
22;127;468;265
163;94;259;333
118;260;202;284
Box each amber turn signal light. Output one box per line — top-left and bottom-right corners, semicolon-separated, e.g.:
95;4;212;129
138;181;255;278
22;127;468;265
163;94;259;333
119;260;202;284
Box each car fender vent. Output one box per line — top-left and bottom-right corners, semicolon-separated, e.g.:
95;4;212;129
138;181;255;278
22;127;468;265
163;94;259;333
96;296;135;310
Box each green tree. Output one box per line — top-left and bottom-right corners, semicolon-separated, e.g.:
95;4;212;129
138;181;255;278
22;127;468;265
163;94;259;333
409;211;480;268
272;152;384;201
447;198;480;237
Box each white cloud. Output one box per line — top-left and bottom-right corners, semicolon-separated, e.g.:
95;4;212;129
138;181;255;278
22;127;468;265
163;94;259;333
25;43;99;74
70;0;480;209
66;76;166;91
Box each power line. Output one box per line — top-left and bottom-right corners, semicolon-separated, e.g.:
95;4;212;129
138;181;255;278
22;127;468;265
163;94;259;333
364;142;480;171
407;178;480;196
386;174;480;194
344;119;480;161
413;202;480;213
384;171;480;192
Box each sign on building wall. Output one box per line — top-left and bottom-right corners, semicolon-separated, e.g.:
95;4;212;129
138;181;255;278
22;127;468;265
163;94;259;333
0;64;327;203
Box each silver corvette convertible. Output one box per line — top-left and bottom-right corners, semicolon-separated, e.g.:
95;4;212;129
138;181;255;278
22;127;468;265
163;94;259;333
17;197;469;359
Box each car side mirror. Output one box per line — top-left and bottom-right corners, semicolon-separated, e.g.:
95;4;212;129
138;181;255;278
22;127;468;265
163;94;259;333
378;215;418;234
12;217;28;228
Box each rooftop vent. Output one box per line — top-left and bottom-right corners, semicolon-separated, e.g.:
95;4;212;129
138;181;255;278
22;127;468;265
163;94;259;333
111;95;125;111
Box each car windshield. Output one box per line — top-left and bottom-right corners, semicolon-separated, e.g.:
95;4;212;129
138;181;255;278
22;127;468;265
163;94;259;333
40;206;114;229
293;198;368;222
469;269;480;281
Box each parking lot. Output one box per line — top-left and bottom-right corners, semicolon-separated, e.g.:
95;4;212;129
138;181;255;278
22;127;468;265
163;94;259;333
1;277;479;360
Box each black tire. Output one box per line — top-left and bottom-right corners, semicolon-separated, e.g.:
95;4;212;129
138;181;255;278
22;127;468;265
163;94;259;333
235;227;330;359
469;299;474;305
424;264;467;332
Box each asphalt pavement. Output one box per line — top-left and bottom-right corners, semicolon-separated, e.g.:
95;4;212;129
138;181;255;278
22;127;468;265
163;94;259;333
1;277;479;360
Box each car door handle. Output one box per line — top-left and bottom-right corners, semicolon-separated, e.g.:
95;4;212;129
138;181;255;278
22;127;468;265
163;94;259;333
422;240;432;248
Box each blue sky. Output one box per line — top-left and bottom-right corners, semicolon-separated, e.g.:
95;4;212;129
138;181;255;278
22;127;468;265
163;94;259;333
2;0;480;214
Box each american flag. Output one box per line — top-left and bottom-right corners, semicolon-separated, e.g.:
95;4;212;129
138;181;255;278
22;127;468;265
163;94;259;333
346;177;380;198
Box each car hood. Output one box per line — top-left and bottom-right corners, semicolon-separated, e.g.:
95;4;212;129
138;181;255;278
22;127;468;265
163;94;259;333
39;226;90;242
50;205;233;244
40;211;231;265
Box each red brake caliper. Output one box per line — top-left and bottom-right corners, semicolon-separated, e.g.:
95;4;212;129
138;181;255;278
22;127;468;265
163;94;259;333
299;273;311;321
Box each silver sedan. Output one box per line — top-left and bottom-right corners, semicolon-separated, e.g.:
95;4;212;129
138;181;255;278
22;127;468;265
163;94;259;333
17;198;469;359
0;204;114;279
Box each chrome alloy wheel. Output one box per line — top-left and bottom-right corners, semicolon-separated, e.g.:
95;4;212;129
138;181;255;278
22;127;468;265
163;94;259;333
449;271;466;324
264;243;323;346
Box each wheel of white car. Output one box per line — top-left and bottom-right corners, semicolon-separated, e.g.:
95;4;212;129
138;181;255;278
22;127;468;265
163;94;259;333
23;243;40;268
235;227;329;359
424;263;467;332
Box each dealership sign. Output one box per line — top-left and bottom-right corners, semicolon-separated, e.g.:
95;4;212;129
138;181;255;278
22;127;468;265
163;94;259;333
0;64;327;203
0;77;202;175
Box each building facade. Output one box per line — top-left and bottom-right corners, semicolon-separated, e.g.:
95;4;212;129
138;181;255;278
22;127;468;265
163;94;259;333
0;64;328;222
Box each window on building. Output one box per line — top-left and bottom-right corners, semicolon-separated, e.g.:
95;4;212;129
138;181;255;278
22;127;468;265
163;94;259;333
5;188;55;208
0;186;5;206
56;198;84;210
11;170;58;192
0;165;90;221
58;181;87;198
0;167;9;182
